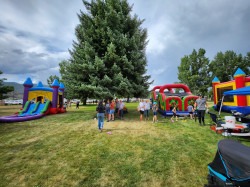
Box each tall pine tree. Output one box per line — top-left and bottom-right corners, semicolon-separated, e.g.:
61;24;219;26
60;0;151;103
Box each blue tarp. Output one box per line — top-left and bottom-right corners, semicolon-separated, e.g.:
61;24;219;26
224;86;250;96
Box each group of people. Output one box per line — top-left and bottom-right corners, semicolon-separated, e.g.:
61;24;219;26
96;94;208;132
138;99;158;123
171;94;208;125
96;99;125;132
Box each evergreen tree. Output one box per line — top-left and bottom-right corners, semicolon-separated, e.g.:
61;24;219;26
60;0;151;104
47;75;60;87
0;71;14;100
209;50;250;82
243;52;250;75
59;60;74;101
178;49;211;95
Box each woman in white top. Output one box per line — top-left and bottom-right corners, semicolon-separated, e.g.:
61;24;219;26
138;99;145;121
144;100;151;120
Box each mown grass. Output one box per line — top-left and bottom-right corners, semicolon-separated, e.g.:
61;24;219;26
0;103;249;187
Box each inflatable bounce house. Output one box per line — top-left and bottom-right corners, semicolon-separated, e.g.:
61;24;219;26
212;68;250;115
151;83;198;116
0;77;66;123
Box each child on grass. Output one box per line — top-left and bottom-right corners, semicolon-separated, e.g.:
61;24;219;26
187;102;194;119
138;99;145;121
171;103;178;122
152;101;158;123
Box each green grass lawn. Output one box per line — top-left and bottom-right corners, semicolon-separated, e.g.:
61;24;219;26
0;103;249;187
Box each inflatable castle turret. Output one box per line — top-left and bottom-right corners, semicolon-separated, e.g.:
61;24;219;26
234;68;247;107
50;79;60;114
22;77;33;108
212;76;220;106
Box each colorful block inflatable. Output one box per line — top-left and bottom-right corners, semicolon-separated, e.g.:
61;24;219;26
0;78;66;123
212;68;250;115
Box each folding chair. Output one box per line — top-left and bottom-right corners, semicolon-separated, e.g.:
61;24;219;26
208;112;224;133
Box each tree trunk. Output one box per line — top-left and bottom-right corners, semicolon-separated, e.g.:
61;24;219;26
127;97;130;103
82;98;87;105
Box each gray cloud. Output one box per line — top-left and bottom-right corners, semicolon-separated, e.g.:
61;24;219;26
0;0;249;87
12;49;25;55
0;25;7;33
0;0;80;83
130;0;250;86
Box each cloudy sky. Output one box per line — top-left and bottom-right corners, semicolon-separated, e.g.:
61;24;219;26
0;0;250;89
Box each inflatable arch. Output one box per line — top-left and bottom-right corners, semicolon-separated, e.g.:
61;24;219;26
151;83;198;116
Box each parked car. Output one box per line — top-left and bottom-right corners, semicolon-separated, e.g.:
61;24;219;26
4;99;23;105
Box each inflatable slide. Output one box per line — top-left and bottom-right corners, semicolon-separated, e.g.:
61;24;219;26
0;101;50;123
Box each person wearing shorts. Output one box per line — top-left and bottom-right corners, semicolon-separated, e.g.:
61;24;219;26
115;98;120;117
171;104;178;122
187;103;194;119
109;100;115;121
152;102;158;123
138;99;145;121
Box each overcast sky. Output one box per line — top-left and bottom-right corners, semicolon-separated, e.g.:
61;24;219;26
0;0;250;89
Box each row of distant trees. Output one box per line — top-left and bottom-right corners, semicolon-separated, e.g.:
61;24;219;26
178;49;250;96
0;71;14;100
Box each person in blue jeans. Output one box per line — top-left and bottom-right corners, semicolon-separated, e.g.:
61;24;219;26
194;94;208;126
96;100;105;132
144;99;150;121
119;100;125;120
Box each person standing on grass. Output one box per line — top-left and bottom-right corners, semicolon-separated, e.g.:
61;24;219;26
64;101;67;109
76;101;80;109
109;99;115;121
152;101;158;123
115;98;120;118
187;102;194;119
194;94;208;126
105;100;110;122
138;99;145;121
171;103;178;122
96;100;105;132
119;100;125;120
144;99;150;121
